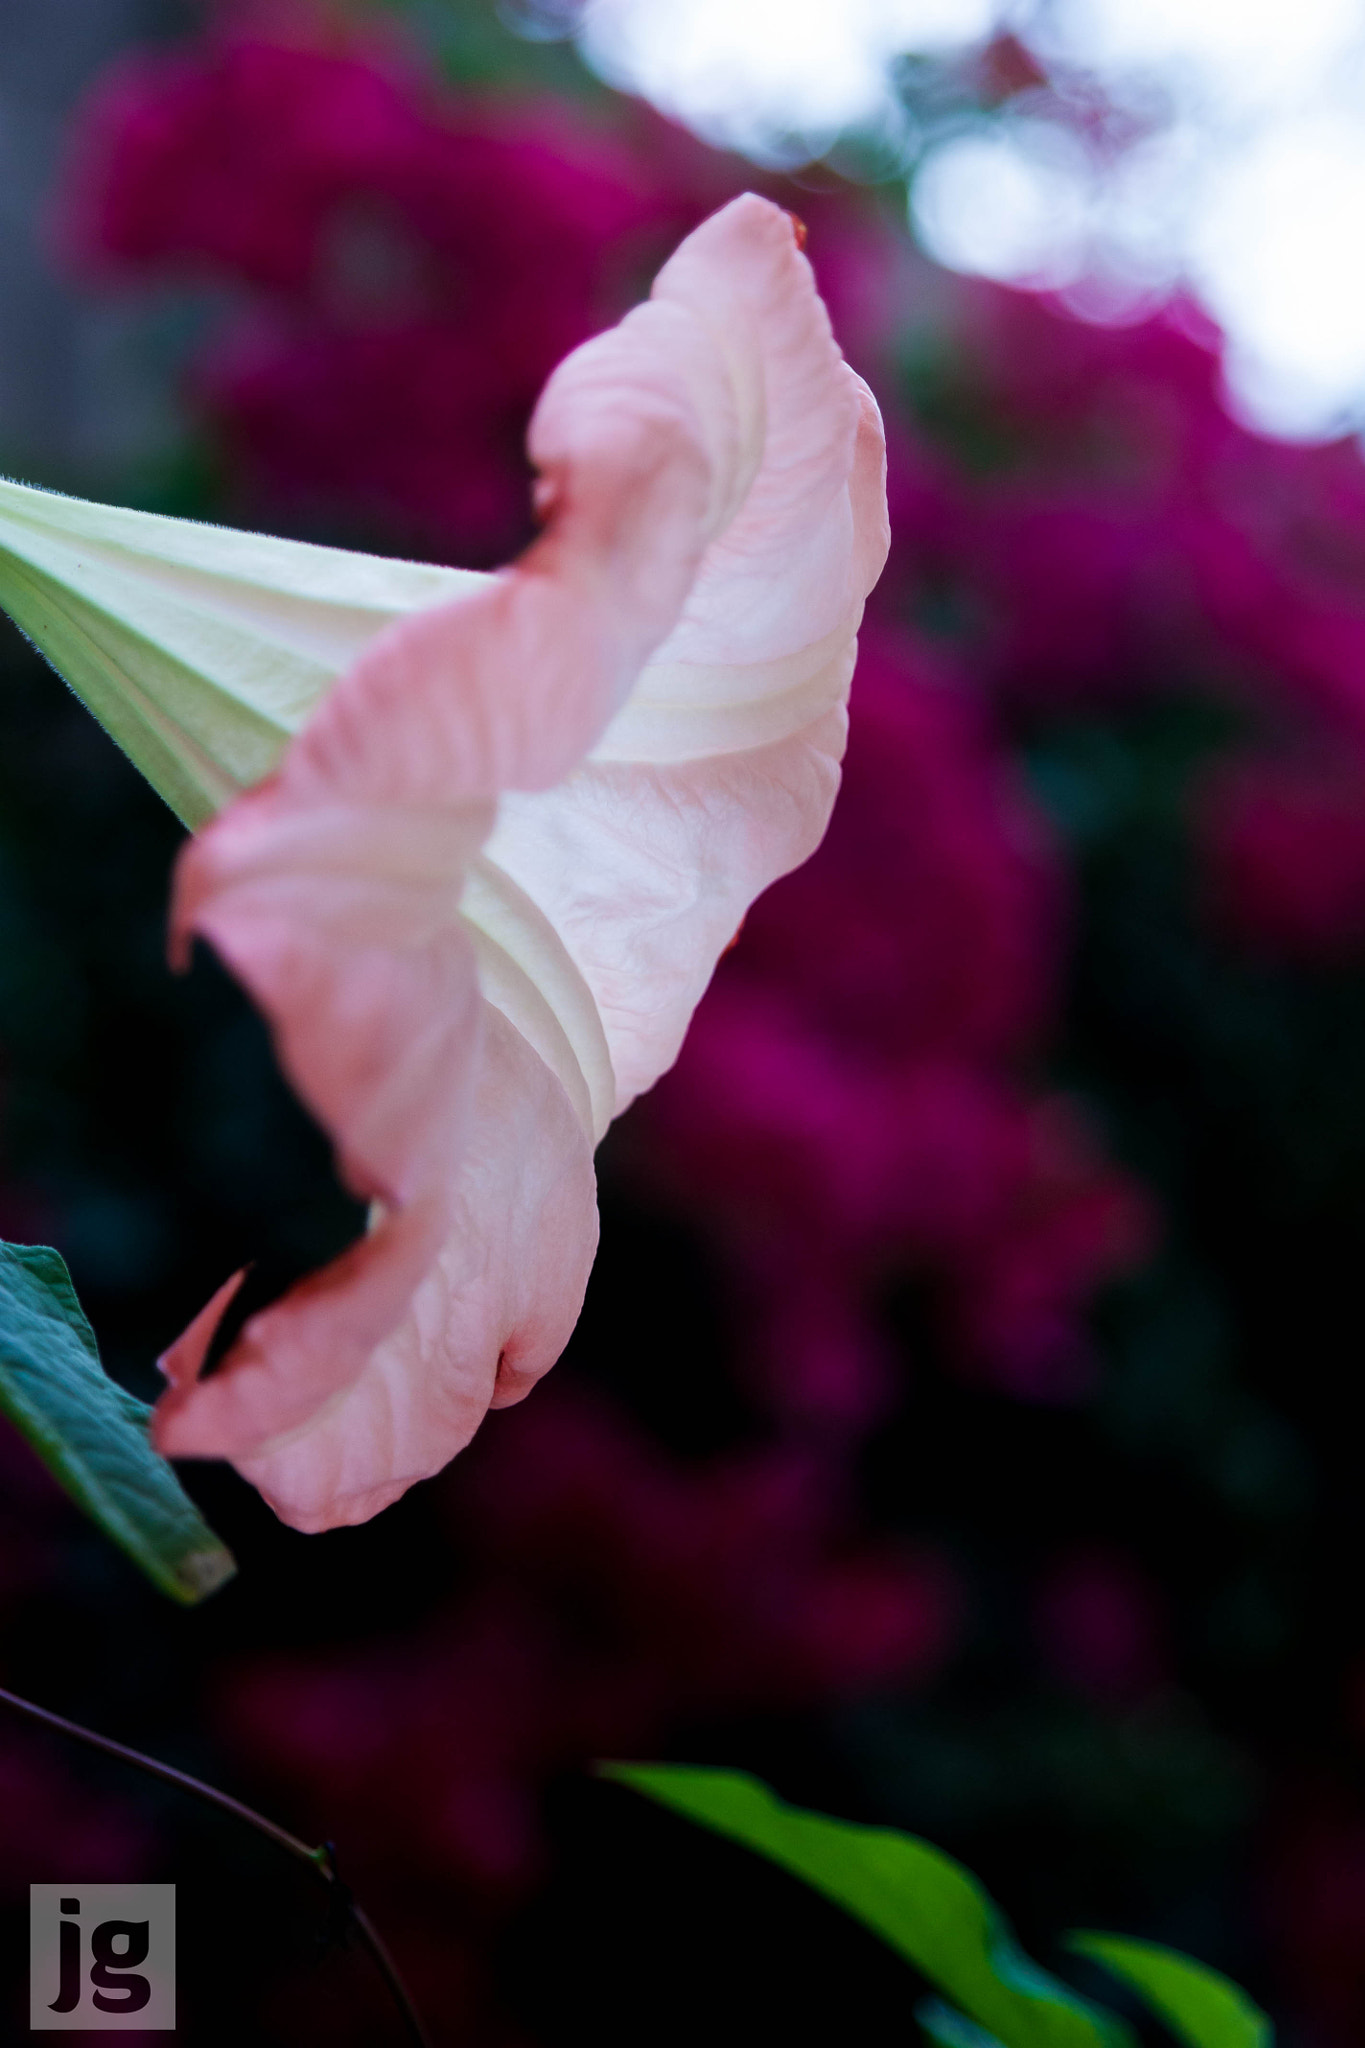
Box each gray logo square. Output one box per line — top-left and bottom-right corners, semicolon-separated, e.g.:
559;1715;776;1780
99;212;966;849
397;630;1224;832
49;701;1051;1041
29;1884;175;2030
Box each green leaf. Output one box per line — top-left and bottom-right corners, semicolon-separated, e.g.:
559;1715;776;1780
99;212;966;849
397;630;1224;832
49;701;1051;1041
0;1241;235;1603
0;474;483;827
918;1997;1011;2047
1065;1933;1272;2048
603;1764;1134;2048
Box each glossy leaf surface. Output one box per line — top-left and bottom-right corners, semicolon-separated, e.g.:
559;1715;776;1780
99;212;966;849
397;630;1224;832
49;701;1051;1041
0;1241;236;1602
1066;1933;1272;2048
605;1763;1134;2048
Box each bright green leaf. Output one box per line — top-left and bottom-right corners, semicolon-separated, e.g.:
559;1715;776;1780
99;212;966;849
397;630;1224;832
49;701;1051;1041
0;1241;235;1603
604;1763;1134;2048
0;474;484;827
1065;1932;1272;2048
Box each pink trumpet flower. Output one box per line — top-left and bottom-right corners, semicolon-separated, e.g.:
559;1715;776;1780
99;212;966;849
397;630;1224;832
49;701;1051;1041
148;194;888;1529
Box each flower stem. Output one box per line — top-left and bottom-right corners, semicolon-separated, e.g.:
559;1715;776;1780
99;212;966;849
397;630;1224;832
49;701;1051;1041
0;1681;433;2048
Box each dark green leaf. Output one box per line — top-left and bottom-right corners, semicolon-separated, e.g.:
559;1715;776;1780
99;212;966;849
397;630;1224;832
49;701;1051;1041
1066;1933;1272;2048
0;1242;235;1603
604;1763;1133;2048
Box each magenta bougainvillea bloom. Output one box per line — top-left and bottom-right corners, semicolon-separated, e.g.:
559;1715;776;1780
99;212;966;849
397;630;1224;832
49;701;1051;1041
1198;757;1365;961
639;632;1151;1414
221;1386;955;1895
873;283;1365;974
59;30;672;559
132;194;887;1529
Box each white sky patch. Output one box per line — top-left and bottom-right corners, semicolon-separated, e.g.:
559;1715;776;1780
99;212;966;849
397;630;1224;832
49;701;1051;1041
577;0;996;164
918;0;1365;437
911;124;1093;287
573;0;1365;442
1189;117;1365;438
1039;0;1365;116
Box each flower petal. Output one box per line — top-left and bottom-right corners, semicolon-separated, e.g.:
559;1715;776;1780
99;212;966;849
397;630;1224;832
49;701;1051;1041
159;196;842;1517
0;475;484;825
168;1006;597;1532
486;708;848;1113
593;373;888;762
481;218;889;1112
0;193;887;1529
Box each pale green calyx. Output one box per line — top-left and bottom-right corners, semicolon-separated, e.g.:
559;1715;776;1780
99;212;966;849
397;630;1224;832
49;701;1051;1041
0;475;488;828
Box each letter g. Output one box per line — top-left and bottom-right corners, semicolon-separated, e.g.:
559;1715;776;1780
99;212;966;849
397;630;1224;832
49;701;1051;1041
90;1919;152;2013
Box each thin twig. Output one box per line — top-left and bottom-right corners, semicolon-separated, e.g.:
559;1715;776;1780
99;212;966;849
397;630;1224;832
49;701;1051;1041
0;1681;433;2048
